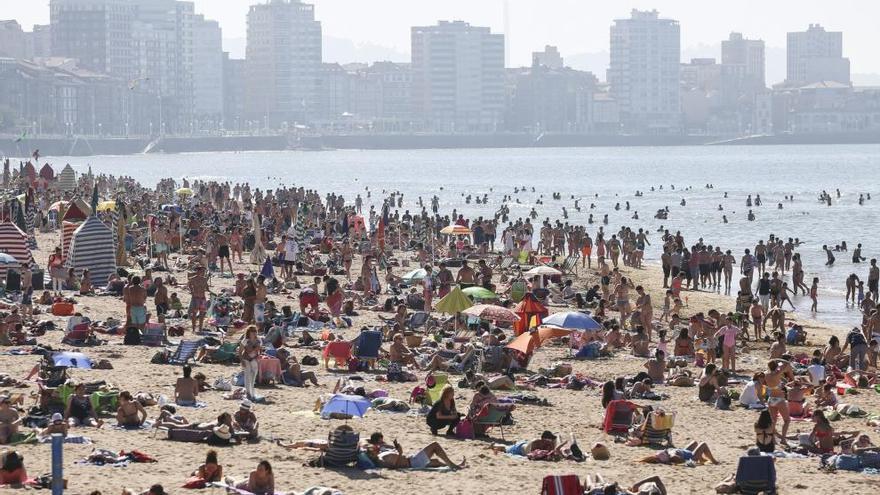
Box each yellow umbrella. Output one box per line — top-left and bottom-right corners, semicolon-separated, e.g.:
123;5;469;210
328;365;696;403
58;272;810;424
440;224;471;235
435;286;473;314
176;187;193;196
96;200;116;212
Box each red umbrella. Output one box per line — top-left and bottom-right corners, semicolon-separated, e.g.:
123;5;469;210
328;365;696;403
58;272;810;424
462;304;520;323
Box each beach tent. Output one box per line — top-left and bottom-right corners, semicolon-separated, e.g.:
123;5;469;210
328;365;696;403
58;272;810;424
512;293;548;336
39;163;54;181
58;164;77;192
60;221;79;260
0;222;34;278
22;162;36;184
65;216;116;287
61;197;91;221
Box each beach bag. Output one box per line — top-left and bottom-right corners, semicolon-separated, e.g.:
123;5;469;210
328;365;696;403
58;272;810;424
124;327;142;345
52;302;75;316
302;355;318;366
715;394;732;410
455;418;475;440
150;351;168;364
833;454;862;471
348;357;359;373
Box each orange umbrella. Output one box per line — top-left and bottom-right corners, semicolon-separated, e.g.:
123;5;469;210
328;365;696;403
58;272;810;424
506;326;573;354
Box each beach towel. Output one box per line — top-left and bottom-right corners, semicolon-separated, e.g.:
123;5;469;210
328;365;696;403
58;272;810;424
111;420;153;430
39;435;92;444
167;428;211;443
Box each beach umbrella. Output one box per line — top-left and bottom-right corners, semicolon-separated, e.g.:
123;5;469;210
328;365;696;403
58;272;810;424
52;352;93;369
512;293;548;336
507;326;574;355
0;253;20;271
402;268;427;284
260;256;274;280
524;265;561;276
435;286;473;314
440;224;471;235
542;311;602;331
462;286;497;300
321;394;371;419
462;304;520;323
96;200;116;212
175;187;193;197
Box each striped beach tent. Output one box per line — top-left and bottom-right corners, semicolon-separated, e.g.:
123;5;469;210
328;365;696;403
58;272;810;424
0;222;34;278
39;163;54;181
25;189;36;250
65;216;116;287
61;221;80;261
22;162;36;185
58;164;77;192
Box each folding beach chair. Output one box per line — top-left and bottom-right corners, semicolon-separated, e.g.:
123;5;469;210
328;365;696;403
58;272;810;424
407;311;430;332
426;373;448;405
141;323;165;347
167;340;203;365
62;323;93;345
642;410;675;447
497;256;515;271
322;341;352;369
559;253;580;276
354;330;382;369
541;475;583;495
203;342;239;363
473;404;509;440
735;454;777;495
603;400;638;435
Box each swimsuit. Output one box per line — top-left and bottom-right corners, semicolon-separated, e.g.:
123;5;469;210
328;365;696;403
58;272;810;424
130;305;147;325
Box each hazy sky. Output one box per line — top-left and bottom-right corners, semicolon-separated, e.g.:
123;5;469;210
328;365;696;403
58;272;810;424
7;0;877;75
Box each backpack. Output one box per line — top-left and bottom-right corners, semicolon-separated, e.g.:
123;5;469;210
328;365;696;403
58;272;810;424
302;355;319;366
455;419;475;440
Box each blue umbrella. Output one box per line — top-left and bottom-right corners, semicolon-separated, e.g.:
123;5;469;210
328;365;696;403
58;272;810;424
260;257;274;280
543;311;602;330
52;352;93;369
321;394;371;418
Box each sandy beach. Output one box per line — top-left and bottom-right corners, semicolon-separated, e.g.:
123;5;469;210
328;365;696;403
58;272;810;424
1;226;878;495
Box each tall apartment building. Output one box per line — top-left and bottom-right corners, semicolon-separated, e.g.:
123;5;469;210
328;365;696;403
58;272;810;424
192;15;223;122
411;21;505;132
722;32;765;90
50;0;199;134
786;24;850;86
245;0;322;126
0;20;31;59
608;9;681;133
532;45;563;70
222;54;246;131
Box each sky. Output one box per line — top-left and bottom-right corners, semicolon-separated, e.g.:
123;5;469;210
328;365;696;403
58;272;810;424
6;0;878;82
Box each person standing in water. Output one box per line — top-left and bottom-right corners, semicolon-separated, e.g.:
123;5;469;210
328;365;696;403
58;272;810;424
810;277;820;312
823;245;835;266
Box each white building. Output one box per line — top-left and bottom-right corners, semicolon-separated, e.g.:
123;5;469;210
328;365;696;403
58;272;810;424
608;9;681;134
411;20;505;132
722;32;765;90
245;0;322;126
532;45;563;69
786;24;850;86
192;15;223;122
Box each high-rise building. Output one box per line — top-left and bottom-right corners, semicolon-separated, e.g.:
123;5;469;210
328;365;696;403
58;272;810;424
786;24;850;86
245;0;322;126
506;66;596;133
31;25;52;58
722;32;765;90
411;20;505;132
192;15;223;123
0;20;31;59
222;53;246;131
608;9;681;133
49;0;198;134
532;45;563;69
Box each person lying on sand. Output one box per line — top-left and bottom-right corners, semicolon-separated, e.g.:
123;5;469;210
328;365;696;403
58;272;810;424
365;431;466;470
584;474;668;495
639;441;719;465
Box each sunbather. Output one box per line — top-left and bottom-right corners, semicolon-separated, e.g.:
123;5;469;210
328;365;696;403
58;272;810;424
154;405;189;429
227;460;274;495
190;450;222;484
365;431;466;470
64;383;102;428
39;413;69;439
116;391;147;427
489;430;562;457
276;348;319;386
584;474;668;495
174;366;200;406
640;441;719;465
0;396;20;444
233;400;258;440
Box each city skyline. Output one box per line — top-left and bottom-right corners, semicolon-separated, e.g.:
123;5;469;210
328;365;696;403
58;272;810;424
5;0;879;83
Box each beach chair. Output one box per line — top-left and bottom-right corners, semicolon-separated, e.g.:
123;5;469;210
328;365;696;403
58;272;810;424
603;400;638;435
642;411;675;447
495;256;515;272
426;373;448;405
407;311;430;333
541;475;582;495
167;340;203;365
204;342;239;364
141;323;165;347
354;330;382;369
319;427;360;467
62;323;92;345
90;390;119;415
322;341;352;369
559;253;580;276
473;404;509;440
735;455;777;495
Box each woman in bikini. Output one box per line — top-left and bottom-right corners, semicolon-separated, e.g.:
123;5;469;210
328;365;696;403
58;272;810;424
754;410;776;453
765;359;793;439
64;383;103;428
115;391;147;427
614;277;634;329
192;450;223;484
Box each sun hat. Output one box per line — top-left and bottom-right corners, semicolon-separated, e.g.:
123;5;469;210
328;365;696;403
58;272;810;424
213;424;232;440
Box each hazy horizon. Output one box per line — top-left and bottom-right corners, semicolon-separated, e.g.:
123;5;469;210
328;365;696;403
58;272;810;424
6;0;878;83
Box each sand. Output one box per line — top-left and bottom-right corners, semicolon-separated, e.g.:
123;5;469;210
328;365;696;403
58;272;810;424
2;229;879;494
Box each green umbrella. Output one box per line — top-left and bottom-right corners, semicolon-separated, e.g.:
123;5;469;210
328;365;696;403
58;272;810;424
435;286;473;314
402;268;427;284
462;286;498;300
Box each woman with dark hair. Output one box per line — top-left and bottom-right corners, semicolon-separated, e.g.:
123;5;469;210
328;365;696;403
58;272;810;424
0;450;27;486
234;460;274;495
754;410;776;453
194;450;223;483
426;386;461;436
601;380;624;409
